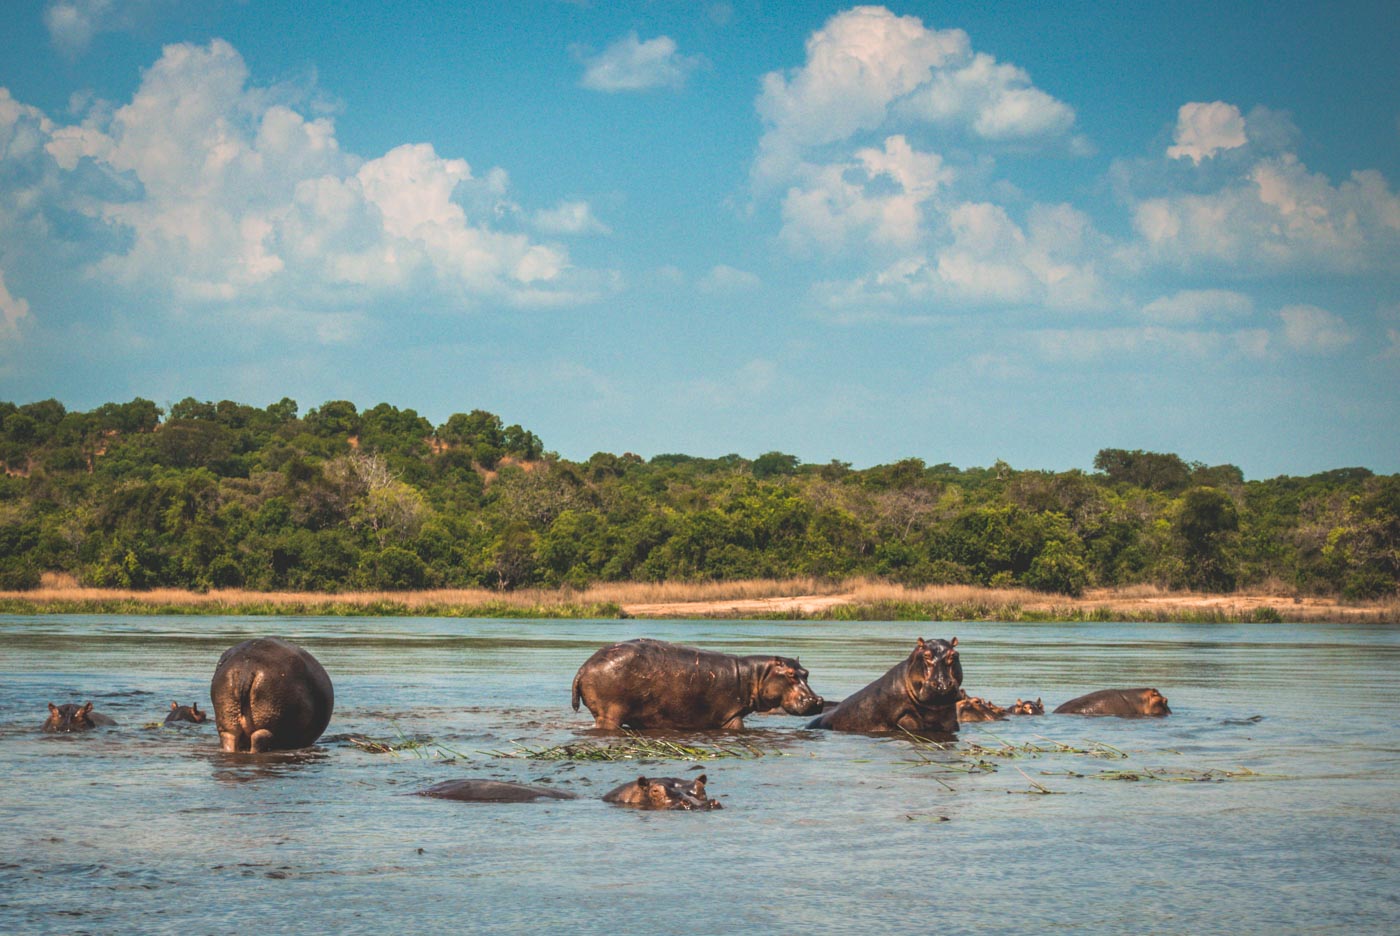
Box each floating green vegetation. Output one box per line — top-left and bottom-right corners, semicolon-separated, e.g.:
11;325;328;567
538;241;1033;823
895;727;1277;794
342;723;471;760
1046;765;1282;783
492;732;772;762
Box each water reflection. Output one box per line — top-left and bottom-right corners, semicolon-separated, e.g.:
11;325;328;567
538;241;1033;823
204;747;332;784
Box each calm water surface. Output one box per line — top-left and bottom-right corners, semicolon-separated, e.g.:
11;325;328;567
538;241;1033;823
2;615;1398;934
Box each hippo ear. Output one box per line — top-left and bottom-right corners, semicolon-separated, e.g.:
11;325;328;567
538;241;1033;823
170;701;179;711
950;636;958;647
48;702;58;714
82;701;93;714
636;776;649;787
694;774;707;787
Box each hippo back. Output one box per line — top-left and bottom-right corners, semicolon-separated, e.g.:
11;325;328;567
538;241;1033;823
210;637;334;752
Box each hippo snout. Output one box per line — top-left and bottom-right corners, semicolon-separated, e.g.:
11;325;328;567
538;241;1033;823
784;692;825;716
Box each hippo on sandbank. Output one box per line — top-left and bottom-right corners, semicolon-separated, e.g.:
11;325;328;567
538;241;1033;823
571;638;823;730
807;637;962;735
210;637;334;752
1053;688;1170;717
43;702;117;732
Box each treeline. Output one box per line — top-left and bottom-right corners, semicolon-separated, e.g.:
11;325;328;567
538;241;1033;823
0;397;1396;598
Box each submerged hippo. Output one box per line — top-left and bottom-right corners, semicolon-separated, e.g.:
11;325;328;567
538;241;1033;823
417;779;578;803
210;637;334;752
808;637;962;735
956;693;1007;723
1008;698;1045;716
164;701;208;724
602;774;722;810
571;638;823;729
43;702;117;732
1054;688;1171;717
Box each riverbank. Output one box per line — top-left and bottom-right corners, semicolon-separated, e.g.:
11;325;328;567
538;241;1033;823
2;577;1394;623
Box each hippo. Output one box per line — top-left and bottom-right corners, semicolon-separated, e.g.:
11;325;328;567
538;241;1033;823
807;637;962;735
571;638;823;729
417;779;578;803
1008;698;1045;716
164;701;208;724
43;702;117;732
210;637;334;752
956;693;1007;723
602;774;722;810
1053;688;1171;717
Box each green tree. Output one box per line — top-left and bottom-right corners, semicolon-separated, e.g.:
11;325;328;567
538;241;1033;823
1094;448;1192;492
1175;487;1240;590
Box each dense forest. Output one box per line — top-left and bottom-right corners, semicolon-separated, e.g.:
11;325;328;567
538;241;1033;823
0;397;1396;598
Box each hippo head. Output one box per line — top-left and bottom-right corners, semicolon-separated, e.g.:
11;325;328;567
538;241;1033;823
908;637;962;704
1010;697;1045;716
1142;689;1171;716
44;701;96;732
633;775;722;810
757;657;824;716
956;693;1004;722
166;701;207;723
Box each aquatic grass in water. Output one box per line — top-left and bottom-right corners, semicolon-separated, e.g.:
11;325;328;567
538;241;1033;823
341;722;472;760
896;727;1269;793
493;732;773;762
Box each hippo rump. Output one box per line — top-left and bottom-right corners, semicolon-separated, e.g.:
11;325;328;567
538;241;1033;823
956;693;1006;723
1008;698;1045;716
571;638;823;729
210;637;334;752
808;637;962;735
1053;688;1170;717
417;779;578;803
603;774;721;810
43;702;117;732
164;701;208;724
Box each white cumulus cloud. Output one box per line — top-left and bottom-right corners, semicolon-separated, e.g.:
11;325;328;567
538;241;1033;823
579;33;702;92
1142;289;1255;324
0;270;31;342
533;200;610;235
0;40;595;332
1280;304;1354;353
1166;101;1248;164
699;265;761;293
753;5;1075;186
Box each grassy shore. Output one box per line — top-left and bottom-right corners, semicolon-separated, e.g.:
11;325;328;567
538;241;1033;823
1;576;1395;623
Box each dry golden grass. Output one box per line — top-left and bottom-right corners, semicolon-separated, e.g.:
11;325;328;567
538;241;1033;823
4;573;1395;623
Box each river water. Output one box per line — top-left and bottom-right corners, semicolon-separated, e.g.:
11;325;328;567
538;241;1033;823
1;615;1397;934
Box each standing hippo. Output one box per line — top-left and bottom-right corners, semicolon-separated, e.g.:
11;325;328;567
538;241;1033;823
417;780;578;803
210;637;334;752
807;637;962;735
1053;688;1170;717
1008;698;1045;716
956;693;1007;723
603;774;722;810
164;701;208;724
43;702;116;732
571;638;823;729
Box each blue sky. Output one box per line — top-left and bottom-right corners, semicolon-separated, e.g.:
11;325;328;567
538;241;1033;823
1;1;1397;478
